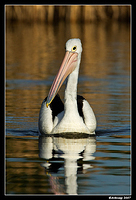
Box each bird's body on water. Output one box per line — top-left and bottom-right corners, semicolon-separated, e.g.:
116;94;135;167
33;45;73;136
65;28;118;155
38;38;96;135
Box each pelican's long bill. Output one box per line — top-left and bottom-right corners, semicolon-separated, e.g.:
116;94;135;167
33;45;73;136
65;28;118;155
46;51;78;107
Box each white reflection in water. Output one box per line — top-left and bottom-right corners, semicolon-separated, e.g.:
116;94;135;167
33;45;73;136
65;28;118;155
39;134;96;195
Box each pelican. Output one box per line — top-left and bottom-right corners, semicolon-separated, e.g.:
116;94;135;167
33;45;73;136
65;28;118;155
38;38;96;135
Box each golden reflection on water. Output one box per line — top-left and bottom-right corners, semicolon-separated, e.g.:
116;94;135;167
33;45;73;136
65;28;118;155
6;22;130;80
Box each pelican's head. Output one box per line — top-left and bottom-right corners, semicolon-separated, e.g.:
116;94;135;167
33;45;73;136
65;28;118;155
46;38;82;107
65;38;82;54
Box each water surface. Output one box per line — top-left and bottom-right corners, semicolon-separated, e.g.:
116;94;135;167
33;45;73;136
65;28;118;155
6;21;130;195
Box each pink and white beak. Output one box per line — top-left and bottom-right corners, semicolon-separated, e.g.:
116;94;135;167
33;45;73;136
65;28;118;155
46;51;78;107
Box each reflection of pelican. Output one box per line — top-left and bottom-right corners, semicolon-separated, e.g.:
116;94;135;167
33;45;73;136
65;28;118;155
39;134;96;195
38;39;96;135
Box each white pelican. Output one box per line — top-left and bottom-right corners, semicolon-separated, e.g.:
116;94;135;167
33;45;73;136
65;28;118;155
38;38;96;135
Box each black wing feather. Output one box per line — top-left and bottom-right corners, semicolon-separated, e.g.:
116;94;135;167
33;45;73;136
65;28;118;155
77;95;85;122
44;94;64;121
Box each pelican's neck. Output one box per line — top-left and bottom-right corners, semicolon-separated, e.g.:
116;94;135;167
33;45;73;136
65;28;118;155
64;53;81;109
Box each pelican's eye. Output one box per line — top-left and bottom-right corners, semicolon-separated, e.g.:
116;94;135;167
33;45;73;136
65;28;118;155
71;45;77;52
